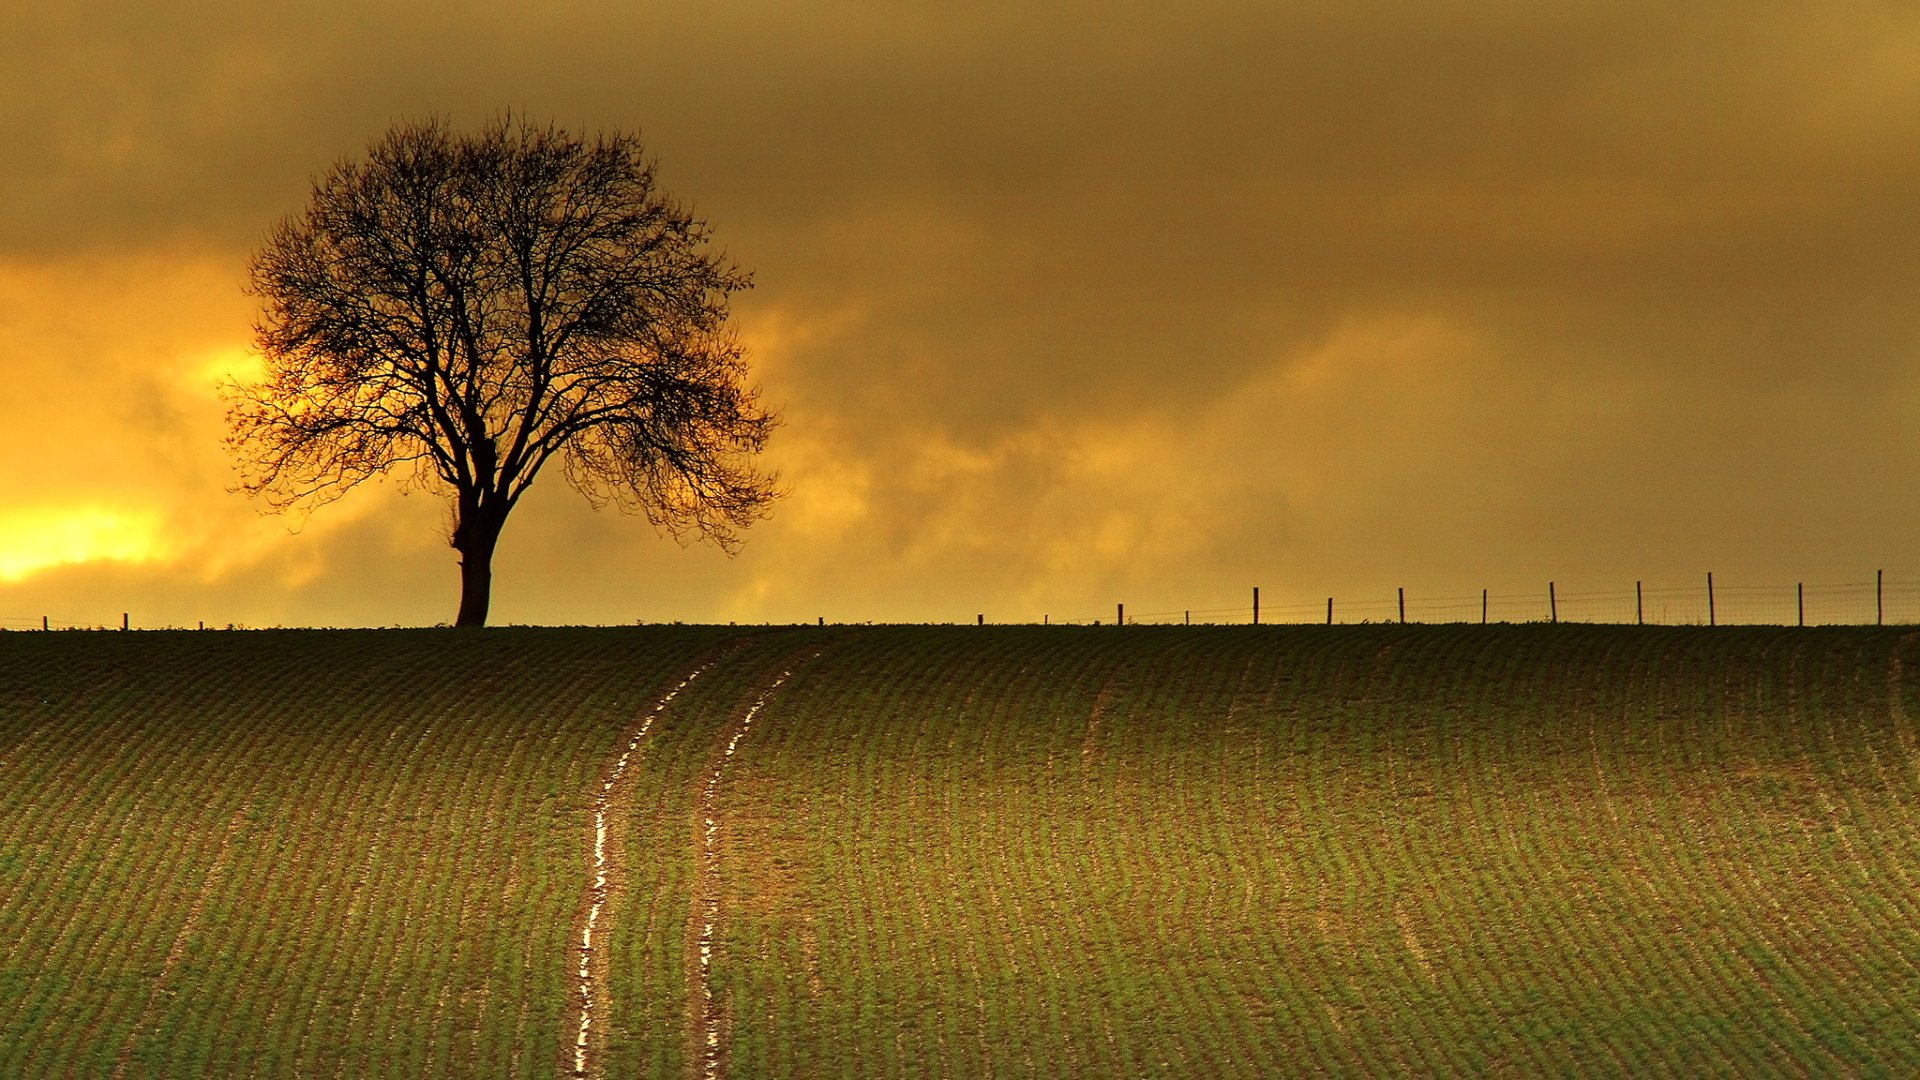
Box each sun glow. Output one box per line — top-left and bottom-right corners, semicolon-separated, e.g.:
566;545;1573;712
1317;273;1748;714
0;506;170;582
193;344;263;388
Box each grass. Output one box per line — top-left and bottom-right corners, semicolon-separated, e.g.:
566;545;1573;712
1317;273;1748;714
1;623;1918;1076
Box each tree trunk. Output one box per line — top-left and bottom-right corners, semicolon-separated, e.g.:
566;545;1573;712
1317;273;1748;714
452;498;505;628
455;546;492;627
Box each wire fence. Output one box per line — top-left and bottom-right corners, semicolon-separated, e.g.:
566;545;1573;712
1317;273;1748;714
1045;574;1920;628
6;574;1918;631
0;614;231;632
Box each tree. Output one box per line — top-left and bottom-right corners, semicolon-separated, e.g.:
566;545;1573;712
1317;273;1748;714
228;116;779;627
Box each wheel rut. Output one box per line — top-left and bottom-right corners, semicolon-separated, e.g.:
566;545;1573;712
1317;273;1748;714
570;647;738;1079
687;643;834;1080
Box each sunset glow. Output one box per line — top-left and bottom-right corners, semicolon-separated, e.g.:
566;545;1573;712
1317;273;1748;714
0;507;168;583
1;3;1916;627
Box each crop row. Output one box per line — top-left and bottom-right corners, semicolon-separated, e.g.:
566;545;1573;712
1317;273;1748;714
5;624;1920;1076
0;627;756;1079
650;625;1920;1077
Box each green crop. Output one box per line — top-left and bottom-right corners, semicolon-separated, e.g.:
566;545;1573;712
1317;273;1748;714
1;624;1917;1077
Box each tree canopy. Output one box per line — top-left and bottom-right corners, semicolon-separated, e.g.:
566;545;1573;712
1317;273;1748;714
227;116;779;626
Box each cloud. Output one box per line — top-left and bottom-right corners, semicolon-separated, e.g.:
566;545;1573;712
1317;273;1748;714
3;2;1919;624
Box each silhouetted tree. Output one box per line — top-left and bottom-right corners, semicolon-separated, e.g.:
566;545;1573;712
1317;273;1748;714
228;116;778;626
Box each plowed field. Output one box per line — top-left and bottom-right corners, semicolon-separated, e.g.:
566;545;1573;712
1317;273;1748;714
3;624;1918;1077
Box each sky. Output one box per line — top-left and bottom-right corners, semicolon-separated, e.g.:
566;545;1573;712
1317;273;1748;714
2;1;1918;628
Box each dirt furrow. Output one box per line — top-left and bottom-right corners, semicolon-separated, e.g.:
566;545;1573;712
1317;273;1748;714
108;801;252;1080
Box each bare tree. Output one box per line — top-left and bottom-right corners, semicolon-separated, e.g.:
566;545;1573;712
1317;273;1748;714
228;116;779;627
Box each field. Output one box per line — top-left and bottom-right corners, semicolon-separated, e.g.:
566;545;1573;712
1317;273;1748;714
2;623;1919;1077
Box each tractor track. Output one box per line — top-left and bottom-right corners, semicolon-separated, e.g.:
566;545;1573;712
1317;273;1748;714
687;643;834;1080
570;643;746;1078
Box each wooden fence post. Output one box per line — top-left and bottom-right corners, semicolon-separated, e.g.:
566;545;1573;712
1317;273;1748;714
1117;602;1124;626
1549;582;1557;624
1636;581;1643;626
1797;583;1804;627
1326;597;1333;625
1253;586;1260;626
1481;589;1488;625
1707;572;1715;627
977;614;984;626
121;612;128;632
1878;569;1884;625
1398;587;1406;624
41;616;47;631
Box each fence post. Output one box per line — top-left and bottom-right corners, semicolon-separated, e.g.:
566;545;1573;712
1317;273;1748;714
1797;583;1804;627
1117;602;1124;626
1482;589;1488;625
1707;572;1715;627
1185;610;1190;626
1326;597;1333;625
1636;581;1643;626
977;614;984;626
41;616;47;631
1253;586;1260;626
1549;582;1557;624
1398;587;1406;624
122;612;128;632
1878;569;1884;625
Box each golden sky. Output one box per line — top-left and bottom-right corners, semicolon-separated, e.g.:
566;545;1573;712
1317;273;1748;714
2;2;1918;627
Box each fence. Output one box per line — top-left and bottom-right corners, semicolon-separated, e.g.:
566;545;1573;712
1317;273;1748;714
8;574;1920;630
0;614;226;632
1046;574;1920;628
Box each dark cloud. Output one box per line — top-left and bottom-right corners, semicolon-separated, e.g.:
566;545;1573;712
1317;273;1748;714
1;2;1917;625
